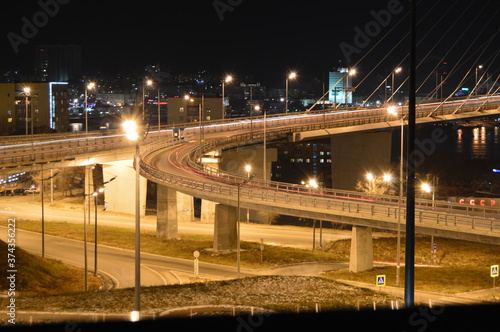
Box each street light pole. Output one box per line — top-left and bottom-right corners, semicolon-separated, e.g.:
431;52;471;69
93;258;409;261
222;75;232;120
40;166;58;259
23;87;30;136
84;82;95;136
237;182;241;278
122;120;141;321
143;79;153;120
134;139;140;315
392;67;402;103
285;72;296;113
157;87;161;142
237;172;255;278
475;65;483;95
245;165;251;223
263;108;267;182
388;106;404;287
405;0;417;308
94;175;116;276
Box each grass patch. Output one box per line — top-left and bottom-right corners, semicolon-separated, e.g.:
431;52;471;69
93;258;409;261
14;219;348;268
1;276;399;315
322;265;495;294
0;240;101;297
9;219;500;298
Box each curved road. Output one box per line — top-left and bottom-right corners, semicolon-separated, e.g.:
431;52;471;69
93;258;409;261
0;195;354;288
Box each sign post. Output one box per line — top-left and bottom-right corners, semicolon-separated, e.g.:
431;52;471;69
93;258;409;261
491;265;498;288
193;251;200;278
260;238;264;264
376;275;386;287
433;244;437;265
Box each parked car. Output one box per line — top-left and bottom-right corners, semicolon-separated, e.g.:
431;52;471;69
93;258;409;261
0;190;14;196
23;188;40;194
13;188;26;195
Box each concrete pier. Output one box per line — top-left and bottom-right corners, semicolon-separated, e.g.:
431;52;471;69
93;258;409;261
213;204;238;251
349;226;374;273
156;185;179;239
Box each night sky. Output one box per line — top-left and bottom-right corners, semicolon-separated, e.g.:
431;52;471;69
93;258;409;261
1;0;499;91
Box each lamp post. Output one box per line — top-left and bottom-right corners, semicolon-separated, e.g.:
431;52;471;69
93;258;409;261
237;171;255;278
40;166;58;258
245;165;251;223
421;180;435;208
123;120;141;320
157;87;161;141
263;107;267;182
94;175;116;276
345;68;356;106
83;190;98;291
285;72;297;113
84;82;95;136
23;87;30;136
250;104;260;138
142;79;153;120
475;65;483;95
388;105;404;287
222;75;232;119
392;67;402;103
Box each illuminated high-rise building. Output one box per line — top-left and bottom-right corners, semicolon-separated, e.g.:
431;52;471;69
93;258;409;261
34;45;82;82
0;82;69;135
328;67;353;105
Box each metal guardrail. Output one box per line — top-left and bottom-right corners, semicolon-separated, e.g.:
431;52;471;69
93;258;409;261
140;151;499;235
2;97;500;237
138;103;500;238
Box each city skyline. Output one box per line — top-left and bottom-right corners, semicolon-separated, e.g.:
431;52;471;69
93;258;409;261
2;1;499;93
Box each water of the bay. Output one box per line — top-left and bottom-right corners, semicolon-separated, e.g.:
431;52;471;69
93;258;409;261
412;116;500;198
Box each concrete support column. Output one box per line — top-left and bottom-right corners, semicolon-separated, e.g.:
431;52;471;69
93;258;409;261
201;199;216;223
349;226;374;273
200;152;219;223
156;184;178;239
213;204;237;251
102;161;147;216
220;146;277;224
331;131;392;191
177;191;195;222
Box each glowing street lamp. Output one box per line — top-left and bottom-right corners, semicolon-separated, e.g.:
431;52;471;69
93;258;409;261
421;180;436;208
23;87;30;136
391;67;402;103
285;72;297;113
85;82;95;136
345;68;356;105
222;75;233;119
308;179;319;189
142;79;153;119
475;65;483;95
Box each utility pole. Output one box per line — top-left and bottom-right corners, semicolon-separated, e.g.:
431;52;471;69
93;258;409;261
405;0;417;308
